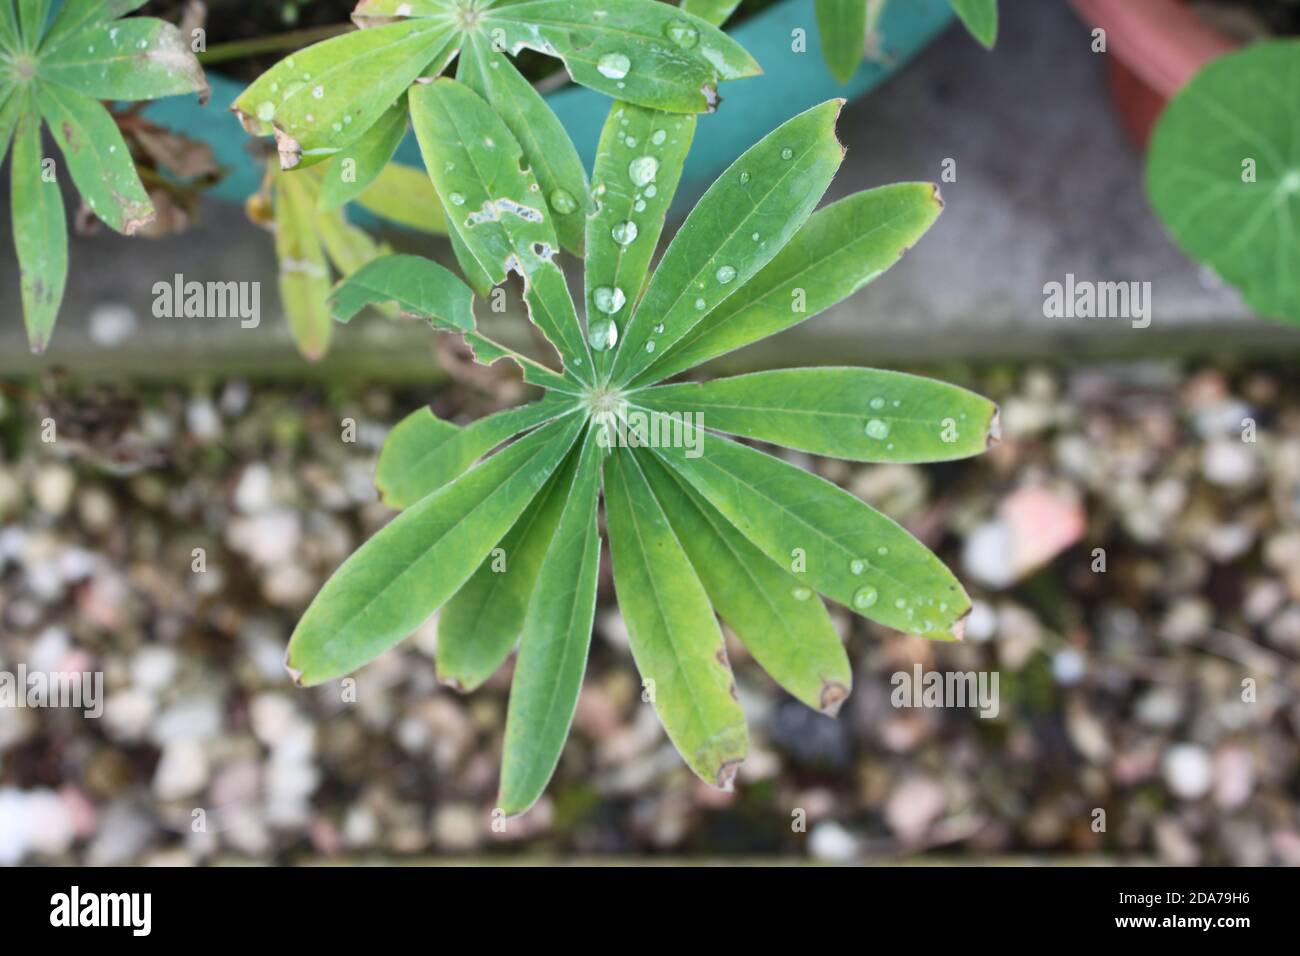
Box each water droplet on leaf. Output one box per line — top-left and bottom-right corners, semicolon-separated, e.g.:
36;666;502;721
597;52;631;79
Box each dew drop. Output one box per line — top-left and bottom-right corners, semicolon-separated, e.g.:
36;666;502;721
612;220;639;246
877;546;889;556
665;21;699;48
651;129;667;146
645;341;656;354
894;598;907;610
869;397;886;410
597;52;631;79
865;419;890;440
853;586;879;610
549;189;578;215
849;559;867;576
653;323;665;334
257;101;276;122
792;586;812;601
588;317;619;351
694;298;707;310
739;170;751;185
644;184;658;198
715;265;737;284
448;192;466;206
780;146;794;160
593;286;627;315
628;155;659;187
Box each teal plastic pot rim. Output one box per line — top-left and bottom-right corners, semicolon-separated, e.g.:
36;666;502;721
141;0;956;209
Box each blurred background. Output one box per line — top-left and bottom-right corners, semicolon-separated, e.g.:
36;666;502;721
1;0;1298;864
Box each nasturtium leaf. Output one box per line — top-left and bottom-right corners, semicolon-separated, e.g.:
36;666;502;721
10;108;66;353
38;17;208;103
318;97;409;212
604;448;749;788
608;99;846;387
287;412;584;686
409;78;593;381
457;30;589;256
1147;40;1300;326
949;0;998;50
636;368;1000;463
480;0;761;113
437;444;582;692
814;0;868;84
680;0;743;28
376;398;575;510
637;451;852;714
499;430;604;816
636;183;943;384
585;100;695;381
233;21;454;169
352;162;449;234
331;254;476;331
273;169;334;359
648;426;971;642
36;83;153;234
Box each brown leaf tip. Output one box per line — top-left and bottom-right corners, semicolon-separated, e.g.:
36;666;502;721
716;759;742;791
819;681;850;717
931;183;945;209
986;407;1003;449
951;607;972;643
283;648;305;687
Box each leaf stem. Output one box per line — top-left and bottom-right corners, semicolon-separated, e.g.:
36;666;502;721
197;24;355;67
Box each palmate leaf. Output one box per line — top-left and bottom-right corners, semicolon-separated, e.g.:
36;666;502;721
287;412;585;686
289;96;998;806
1146;41;1300;326
240;0;759;176
499;430;604;816
604;447;748;788
317;97;410;212
635;367;1000;463
0;0;206;351
330;254;475;331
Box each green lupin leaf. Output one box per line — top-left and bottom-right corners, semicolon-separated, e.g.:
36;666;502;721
608;99;846;387
17;0;51;48
315;205;389;279
318;97;410;212
376;398;575;510
232;21;455;169
0;87;23;172
637;450;852;714
437;441;583;692
409;78;593;380
648;426;972;641
287;412;585;686
814;0;868;84
330;254;476;331
38;17;208;102
636;368;1000;463
949;0;998;50
1147;41;1300;326
456;30;589;256
0;2;22;51
635;183;942;384
585;101;695;380
481;0;761;113
10;106;67;354
604;448;748;789
273;168;334;360
499;431;604;816
36;83;153;234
